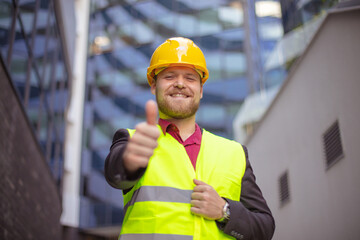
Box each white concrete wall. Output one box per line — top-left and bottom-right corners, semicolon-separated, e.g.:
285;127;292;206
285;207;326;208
61;0;89;227
245;8;360;240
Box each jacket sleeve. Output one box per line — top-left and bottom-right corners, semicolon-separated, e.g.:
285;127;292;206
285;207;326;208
104;129;145;190
218;146;275;240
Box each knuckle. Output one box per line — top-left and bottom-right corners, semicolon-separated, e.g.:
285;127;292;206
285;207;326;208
130;133;141;143
125;153;136;163
153;128;161;138
146;149;154;157
127;143;135;152
135;122;146;129
150;140;158;149
150;131;160;140
203;193;211;201
139;161;148;168
137;157;148;167
202;195;208;202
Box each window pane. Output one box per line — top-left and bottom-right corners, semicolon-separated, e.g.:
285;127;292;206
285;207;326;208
0;1;13;59
10;16;29;101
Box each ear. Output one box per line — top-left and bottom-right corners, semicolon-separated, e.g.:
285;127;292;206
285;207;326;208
200;83;203;99
150;80;156;95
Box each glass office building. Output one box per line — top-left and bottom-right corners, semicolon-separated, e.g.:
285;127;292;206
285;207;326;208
81;0;253;230
248;0;284;90
234;0;340;143
264;0;340;83
1;1;70;238
0;0;70;187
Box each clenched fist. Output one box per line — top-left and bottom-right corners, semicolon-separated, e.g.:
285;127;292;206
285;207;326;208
123;100;160;174
190;179;226;220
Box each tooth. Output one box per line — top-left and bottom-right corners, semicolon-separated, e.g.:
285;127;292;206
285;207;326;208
171;93;187;97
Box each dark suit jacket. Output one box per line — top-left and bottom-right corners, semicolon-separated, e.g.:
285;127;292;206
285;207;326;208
105;128;275;240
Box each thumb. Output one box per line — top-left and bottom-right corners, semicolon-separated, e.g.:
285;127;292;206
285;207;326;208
193;179;207;186
146;100;158;125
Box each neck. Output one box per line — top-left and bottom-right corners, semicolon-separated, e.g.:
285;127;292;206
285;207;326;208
160;114;196;141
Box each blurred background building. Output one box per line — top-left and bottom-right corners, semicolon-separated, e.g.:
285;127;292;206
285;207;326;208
243;3;360;239
1;0;71;239
1;0;359;239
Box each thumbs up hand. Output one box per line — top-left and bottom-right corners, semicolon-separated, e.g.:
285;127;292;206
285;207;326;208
145;99;158;126
123;100;161;175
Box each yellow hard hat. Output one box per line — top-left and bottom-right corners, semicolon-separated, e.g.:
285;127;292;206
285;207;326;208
147;37;209;85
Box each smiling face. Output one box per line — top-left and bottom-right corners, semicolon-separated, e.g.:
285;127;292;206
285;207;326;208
151;66;203;120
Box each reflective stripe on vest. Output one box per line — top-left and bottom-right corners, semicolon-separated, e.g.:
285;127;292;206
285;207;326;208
120;233;193;240
120;127;246;240
124;186;193;214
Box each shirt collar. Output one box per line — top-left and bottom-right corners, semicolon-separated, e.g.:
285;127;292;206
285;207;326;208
158;118;202;144
158;118;174;135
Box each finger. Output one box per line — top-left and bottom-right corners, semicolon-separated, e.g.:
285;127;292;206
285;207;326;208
135;122;160;139
127;142;155;158
131;131;158;148
191;192;203;200
123;152;150;173
190;199;202;208
190;207;202;216
193;179;207;186
127;154;149;168
193;185;208;193
146;100;158;125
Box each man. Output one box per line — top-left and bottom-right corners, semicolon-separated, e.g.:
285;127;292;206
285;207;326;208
105;37;275;240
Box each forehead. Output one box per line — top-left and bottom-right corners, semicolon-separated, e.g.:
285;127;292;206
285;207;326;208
160;66;199;77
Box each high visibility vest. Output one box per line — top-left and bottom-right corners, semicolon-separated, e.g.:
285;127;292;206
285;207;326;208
120;126;246;240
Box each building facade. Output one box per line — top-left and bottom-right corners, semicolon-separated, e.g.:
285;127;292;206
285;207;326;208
5;1;352;239
0;0;73;239
234;0;341;143
244;5;360;239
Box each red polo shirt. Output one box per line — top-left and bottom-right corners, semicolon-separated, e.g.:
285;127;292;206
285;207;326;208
158;118;202;170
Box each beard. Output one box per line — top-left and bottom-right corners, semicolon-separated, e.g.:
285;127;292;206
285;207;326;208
156;90;200;119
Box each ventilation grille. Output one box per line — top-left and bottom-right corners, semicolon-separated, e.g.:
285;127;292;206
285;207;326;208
279;171;290;205
323;121;344;168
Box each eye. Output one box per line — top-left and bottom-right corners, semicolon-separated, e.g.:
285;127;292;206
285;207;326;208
164;74;174;79
186;75;197;81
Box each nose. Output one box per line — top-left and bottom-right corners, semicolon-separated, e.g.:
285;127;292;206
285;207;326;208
174;75;185;89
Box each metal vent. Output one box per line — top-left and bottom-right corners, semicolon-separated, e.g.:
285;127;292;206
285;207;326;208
323;121;344;168
279;171;290;205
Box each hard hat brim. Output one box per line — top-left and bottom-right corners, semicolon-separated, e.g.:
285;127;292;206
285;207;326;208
147;63;209;86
